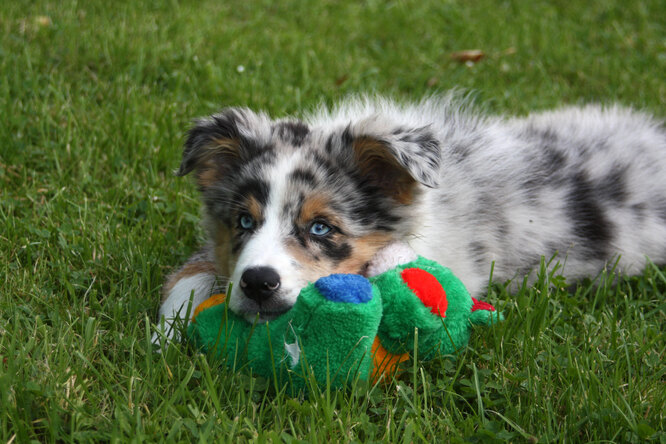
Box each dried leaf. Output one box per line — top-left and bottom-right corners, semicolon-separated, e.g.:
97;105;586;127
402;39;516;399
451;49;485;63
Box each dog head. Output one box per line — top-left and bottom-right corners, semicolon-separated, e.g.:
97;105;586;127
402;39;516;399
177;106;440;321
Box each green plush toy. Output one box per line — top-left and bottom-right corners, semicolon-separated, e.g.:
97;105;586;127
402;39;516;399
187;249;502;394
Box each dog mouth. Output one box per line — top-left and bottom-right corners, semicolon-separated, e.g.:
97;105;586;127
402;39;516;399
233;292;294;323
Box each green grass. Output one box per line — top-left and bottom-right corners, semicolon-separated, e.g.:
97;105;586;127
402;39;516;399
1;0;665;441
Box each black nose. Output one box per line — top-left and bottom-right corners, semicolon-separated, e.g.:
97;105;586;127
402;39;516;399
239;266;281;303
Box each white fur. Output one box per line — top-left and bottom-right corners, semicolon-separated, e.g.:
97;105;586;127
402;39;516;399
366;242;418;277
152;273;215;344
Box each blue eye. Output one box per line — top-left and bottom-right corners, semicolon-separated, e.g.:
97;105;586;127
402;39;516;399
310;221;332;236
239;214;255;230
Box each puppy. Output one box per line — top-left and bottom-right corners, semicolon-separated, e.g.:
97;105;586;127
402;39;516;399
154;94;666;340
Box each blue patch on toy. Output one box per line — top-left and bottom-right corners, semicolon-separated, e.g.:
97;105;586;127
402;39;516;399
315;274;372;303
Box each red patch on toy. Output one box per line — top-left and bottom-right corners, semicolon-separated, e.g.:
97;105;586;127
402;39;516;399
401;268;448;317
471;297;496;312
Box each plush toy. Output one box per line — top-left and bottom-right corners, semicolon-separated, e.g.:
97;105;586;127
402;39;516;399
187;244;502;394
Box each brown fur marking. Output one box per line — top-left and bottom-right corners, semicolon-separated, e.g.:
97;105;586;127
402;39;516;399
297;194;339;226
284;239;331;282
353;137;417;204
197;160;220;188
334;232;394;274
245;195;263;223
163;261;217;297
194;137;241;188
213;223;234;279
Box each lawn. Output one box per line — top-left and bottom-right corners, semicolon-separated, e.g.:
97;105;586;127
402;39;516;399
1;0;664;442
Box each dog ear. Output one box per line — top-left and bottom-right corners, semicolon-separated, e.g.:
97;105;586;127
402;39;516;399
343;121;441;204
177;108;270;188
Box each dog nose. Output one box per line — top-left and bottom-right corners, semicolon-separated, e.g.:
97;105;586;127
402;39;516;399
239;266;281;303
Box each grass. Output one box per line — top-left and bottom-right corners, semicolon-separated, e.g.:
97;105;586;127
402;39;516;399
1;0;665;441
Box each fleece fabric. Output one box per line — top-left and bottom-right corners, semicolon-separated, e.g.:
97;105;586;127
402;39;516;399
371;256;484;357
188;274;382;394
187;257;502;394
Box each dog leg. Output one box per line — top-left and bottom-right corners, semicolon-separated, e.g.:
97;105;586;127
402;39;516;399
152;246;219;345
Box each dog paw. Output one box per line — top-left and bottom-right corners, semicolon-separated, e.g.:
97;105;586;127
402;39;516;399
365;241;418;277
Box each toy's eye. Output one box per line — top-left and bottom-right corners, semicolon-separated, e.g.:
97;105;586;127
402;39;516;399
309;221;332;237
239;214;256;230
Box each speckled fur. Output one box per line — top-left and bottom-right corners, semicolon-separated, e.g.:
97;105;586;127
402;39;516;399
155;93;666;337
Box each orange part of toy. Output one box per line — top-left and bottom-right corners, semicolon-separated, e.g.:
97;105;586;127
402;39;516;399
371;336;410;382
192;293;227;321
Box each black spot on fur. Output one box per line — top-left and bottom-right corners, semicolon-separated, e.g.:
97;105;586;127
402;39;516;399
317;239;352;262
275;121;310;146
543;146;566;173
396;150;410;168
631;203;647;221
567;172;613;259
497;222;510;237
468;241;487;265
522;145;568;201
469;241;486;255
597;165;629;204
282;202;297;219
312;153;339;179
236;178;270;206
324;134;335;154
289;168;318;187
475;194;510;239
292;229;307;248
249;146;277;164
399;131;427;145
341;126;354;148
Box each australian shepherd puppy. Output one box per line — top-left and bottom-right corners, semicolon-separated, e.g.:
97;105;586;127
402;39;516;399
154;94;666;340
